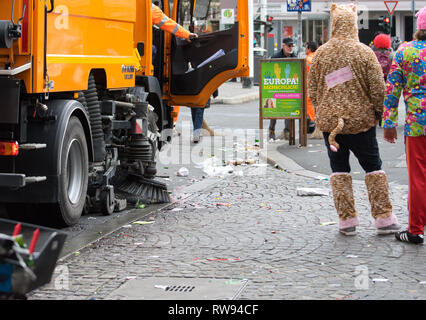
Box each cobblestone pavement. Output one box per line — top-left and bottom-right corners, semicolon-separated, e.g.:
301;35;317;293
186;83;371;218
29;164;426;300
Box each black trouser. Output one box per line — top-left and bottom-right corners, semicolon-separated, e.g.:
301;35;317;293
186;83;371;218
269;119;289;132
323;126;382;173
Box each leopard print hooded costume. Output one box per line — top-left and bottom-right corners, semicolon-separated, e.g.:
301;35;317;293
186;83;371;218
308;3;386;150
307;3;399;235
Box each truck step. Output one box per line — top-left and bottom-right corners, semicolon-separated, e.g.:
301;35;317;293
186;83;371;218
25;176;47;184
19;143;47;150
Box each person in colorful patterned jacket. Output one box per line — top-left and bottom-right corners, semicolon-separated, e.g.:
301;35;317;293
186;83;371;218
383;7;426;244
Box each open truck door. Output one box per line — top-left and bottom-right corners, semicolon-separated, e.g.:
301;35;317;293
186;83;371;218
165;0;249;107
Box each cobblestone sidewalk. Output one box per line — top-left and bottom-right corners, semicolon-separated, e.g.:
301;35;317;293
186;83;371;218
29;165;425;300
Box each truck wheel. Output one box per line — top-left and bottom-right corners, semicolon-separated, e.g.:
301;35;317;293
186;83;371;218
55;116;89;226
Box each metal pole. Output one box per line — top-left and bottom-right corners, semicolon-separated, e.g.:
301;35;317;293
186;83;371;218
260;0;267;50
298;11;302;58
413;0;416;34
242;0;254;88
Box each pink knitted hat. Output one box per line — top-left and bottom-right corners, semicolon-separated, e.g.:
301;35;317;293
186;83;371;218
416;7;426;30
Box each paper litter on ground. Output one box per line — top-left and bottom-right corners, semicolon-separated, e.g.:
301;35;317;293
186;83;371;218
372;278;389;282
297;187;330;196
319;221;336;226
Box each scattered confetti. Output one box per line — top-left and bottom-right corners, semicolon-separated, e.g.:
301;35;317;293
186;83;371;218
132;221;155;225
320;221;337;226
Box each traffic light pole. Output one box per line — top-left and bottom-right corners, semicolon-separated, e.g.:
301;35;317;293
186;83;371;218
261;0;267;50
298;11;302;58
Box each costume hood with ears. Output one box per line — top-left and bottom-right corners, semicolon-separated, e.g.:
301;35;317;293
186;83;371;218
330;3;359;41
307;3;386;150
326;3;360;151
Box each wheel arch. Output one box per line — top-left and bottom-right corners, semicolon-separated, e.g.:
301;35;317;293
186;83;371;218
70;107;94;163
5;99;92;204
43;99;93;176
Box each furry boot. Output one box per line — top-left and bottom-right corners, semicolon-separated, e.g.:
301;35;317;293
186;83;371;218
365;170;399;232
330;173;359;234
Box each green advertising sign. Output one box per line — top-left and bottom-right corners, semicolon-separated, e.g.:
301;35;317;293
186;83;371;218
260;59;303;118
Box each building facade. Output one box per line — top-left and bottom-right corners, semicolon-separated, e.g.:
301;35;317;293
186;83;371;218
256;0;426;56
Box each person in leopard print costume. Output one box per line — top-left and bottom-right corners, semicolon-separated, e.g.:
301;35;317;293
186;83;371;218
307;3;400;236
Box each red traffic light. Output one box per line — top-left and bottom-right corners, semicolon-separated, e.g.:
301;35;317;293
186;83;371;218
384;17;390;23
267;16;273;22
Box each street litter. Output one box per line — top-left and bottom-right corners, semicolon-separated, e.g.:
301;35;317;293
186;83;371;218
122;224;132;228
297;187;329;196
201;157;234;177
132;221;155;225
372;278;389;282
315;176;329;181
154;285;169;290
170;208;184;212
176;167;189;177
135;200;146;209
216;203;231;207
225;158;256;166
204;165;234;177
320;221;336;226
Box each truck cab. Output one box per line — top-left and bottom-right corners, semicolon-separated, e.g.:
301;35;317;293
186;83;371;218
0;0;249;227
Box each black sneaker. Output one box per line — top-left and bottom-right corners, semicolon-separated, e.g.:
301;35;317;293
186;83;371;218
395;230;424;244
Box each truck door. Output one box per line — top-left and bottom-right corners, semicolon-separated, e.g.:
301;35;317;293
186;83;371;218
166;0;249;107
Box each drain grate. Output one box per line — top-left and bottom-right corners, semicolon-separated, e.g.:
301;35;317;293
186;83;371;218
165;285;196;292
105;277;248;300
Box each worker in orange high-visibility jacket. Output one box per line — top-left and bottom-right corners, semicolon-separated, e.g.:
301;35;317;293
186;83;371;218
152;4;198;40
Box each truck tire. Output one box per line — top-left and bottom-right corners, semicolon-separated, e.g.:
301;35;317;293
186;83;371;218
54;116;89;226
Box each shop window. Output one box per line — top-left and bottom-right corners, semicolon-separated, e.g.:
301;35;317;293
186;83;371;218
315;20;322;44
308;20;314;42
177;0;236;35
